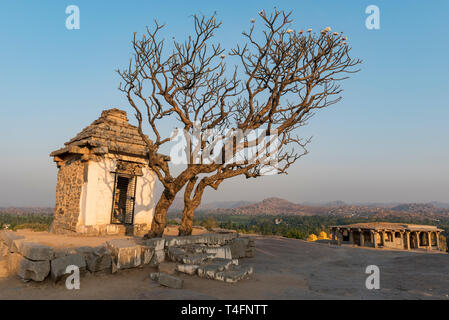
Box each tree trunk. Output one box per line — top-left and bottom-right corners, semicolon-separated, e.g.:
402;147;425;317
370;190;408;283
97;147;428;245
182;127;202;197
146;188;174;238
178;205;195;236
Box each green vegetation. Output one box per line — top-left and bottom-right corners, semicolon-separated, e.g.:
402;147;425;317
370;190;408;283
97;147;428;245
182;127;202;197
0;213;53;231
193;213;449;250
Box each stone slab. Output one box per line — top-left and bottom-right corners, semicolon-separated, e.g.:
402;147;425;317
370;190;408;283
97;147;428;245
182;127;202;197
177;264;199;275
18;242;53;261
6;253;50;282
144;238;165;251
158;273;184;289
106;239;142;269
51;253;86;282
149;249;165;267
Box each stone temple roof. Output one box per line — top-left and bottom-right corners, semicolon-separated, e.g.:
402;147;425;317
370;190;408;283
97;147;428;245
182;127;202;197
50;108;150;158
331;222;443;232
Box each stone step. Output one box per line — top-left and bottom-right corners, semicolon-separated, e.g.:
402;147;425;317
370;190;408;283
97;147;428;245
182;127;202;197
197;258;238;279
214;265;254;283
181;253;216;265
150;272;184;289
176;264;199;275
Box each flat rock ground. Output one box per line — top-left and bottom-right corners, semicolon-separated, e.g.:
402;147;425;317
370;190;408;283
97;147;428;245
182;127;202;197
0;236;448;300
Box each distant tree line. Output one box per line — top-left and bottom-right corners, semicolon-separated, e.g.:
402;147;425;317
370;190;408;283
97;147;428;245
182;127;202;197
0;213;52;231
191;212;449;251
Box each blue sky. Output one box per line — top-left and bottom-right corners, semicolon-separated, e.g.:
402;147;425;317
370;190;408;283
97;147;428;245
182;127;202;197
0;0;448;206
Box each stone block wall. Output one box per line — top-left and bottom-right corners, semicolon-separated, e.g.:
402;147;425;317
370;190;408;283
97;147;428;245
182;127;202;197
0;230;255;284
50;157;85;234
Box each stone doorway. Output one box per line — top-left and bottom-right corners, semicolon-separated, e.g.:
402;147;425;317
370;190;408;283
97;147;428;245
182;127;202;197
111;174;137;225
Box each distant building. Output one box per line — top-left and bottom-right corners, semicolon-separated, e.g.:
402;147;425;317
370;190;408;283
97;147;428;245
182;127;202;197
330;222;443;251
49;108;156;236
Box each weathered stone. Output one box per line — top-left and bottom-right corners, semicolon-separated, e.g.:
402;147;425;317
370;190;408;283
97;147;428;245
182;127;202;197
6;253;50;282
6;252;22;274
245;247;255;258
197;258;236;279
182;253;215;265
165;233;238;247
214;265;254;283
144;238;165;251
10;239;27;253
19;242;53;261
51;254;86;282
141;245;155;265
230;237;250;258
149;272;159;281
84;246;112;273
177;264;199;275
158;273;184;289
0;241;8;258
203;246;232;259
106;239;141;269
166;247;186;262
17;258;50;282
0;231;25;249
158;262;177;275
149;249;165;267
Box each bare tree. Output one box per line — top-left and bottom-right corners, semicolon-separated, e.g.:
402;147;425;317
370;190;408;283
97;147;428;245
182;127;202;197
118;9;361;237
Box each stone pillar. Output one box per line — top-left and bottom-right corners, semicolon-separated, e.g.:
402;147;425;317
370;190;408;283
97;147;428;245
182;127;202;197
349;230;354;245
331;228;336;242
405;231;410;250
371;231;377;248
360;230;365;247
337;230;342;246
416;232;420;248
427;232;432;250
380;231;385;247
436;232;440;250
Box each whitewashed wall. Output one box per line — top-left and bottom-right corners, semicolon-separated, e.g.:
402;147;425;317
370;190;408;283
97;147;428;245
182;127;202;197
78;158;156;227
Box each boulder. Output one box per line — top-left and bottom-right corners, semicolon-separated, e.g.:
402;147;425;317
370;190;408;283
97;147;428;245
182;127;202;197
51;253;86;282
18;258;50;282
84;246;112;273
106;239;141;270
6;253;50;282
158;273;184;289
18;242;53;261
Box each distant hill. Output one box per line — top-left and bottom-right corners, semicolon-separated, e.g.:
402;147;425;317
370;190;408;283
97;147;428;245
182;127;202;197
168;198;255;211
208;197;331;216
201;198;449;219
430;201;449;209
